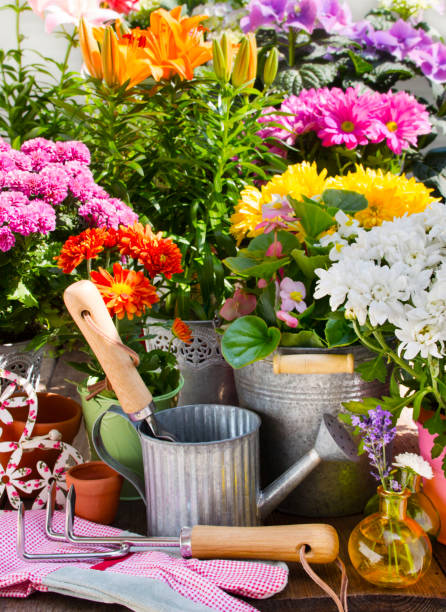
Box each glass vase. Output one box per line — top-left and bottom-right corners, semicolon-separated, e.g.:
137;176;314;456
349;487;432;588
363;475;440;539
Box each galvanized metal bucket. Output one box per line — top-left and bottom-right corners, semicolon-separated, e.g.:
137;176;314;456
145;319;238;405
94;404;262;535
234;345;389;517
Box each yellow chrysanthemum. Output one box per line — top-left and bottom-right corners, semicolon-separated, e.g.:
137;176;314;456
230;162;328;244
326;165;440;229
230;185;263;245
260;161;328;203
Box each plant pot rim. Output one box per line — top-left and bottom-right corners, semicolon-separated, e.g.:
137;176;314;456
78;375;184;403
10;392;82;427
66;460;120;483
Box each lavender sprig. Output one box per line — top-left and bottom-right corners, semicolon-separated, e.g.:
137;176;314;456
352;405;397;491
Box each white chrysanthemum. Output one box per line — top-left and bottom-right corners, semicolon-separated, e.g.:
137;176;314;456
379;0;444;16
393;453;433;479
335;210;361;239
396;317;444;360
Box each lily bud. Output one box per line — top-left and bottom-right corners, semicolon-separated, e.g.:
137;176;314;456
212;38;227;82
232;34;257;88
102;26;121;88
263;47;278;87
246;33;257;83
79;17;103;80
220;33;233;81
232;38;249;87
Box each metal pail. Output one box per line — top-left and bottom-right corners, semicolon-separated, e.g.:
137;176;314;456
234;346;389;517
94;404;261;535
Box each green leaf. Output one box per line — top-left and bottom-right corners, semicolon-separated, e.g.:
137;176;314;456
288;197;334;239
246;230;302;254
291;249;329;279
325;319;357;348
355;356;388;383
322;189;368;213
280;330;325;347
221;316;281;368
257;283;277;326
348;51;373;74
7;281;38;308
223;255;288;278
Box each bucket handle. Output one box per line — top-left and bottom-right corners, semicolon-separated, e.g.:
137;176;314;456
273;353;354;374
92;405;147;504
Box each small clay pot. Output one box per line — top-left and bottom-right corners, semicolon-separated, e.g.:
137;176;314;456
65;461;123;525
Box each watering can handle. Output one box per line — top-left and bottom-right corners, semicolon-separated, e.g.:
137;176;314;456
64;280;153;416
189;523;339;564
92;406;147;504
273;353;354;375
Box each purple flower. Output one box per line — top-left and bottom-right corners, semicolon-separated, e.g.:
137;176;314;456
315;0;352;34
240;0;289;32
285;0;318;33
0;226;15;252
352;406;396;487
409;41;446;83
364;20;432;61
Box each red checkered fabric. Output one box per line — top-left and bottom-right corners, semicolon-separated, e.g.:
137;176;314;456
0;510;288;611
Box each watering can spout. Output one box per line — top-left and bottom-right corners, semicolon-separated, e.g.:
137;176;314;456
257;414;359;520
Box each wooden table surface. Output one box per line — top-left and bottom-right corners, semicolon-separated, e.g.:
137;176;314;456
1;353;445;611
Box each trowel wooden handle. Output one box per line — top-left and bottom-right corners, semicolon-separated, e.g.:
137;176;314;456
273;353;354;375
190;524;339;563
63;280;152;415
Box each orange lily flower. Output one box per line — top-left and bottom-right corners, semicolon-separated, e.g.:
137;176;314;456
79;17;103;80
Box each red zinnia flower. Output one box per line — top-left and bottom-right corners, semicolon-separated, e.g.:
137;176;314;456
118;223;183;279
171;318;193;344
56;227;108;273
90;262;159;320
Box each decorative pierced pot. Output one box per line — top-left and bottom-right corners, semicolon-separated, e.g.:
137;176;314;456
234;345;389;517
0;340;44;388
145;320;238;405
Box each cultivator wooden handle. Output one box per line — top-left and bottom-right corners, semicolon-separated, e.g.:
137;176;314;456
189;524;339;563
63;280;153;415
273;353;354;375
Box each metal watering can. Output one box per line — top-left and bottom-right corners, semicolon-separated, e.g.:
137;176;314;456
64;281;359;537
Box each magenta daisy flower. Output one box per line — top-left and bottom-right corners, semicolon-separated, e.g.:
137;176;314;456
374;91;431;155
317;87;381;150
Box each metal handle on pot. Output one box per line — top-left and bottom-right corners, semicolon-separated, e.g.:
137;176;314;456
273;353;354;375
92;406;147;504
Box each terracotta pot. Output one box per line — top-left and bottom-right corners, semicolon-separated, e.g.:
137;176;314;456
0;393;82;495
417;409;446;544
65;461;123;525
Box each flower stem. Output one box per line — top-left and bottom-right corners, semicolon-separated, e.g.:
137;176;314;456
372;329;420;380
288;28;296;67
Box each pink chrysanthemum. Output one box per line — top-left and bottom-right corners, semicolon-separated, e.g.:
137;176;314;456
78;198;138;229
55;141;90;165
0;226;15;252
374;91;431;155
317;87;381;149
0;139;11;153
21;138;57;158
38;166;70;204
27;200;56;234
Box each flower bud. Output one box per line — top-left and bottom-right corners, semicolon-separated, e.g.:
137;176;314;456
79;17;103;80
102;26;121;88
232;35;257;88
212;38;227;82
263;47;278;87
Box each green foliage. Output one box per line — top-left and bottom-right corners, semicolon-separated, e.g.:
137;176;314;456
221;315;281;368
